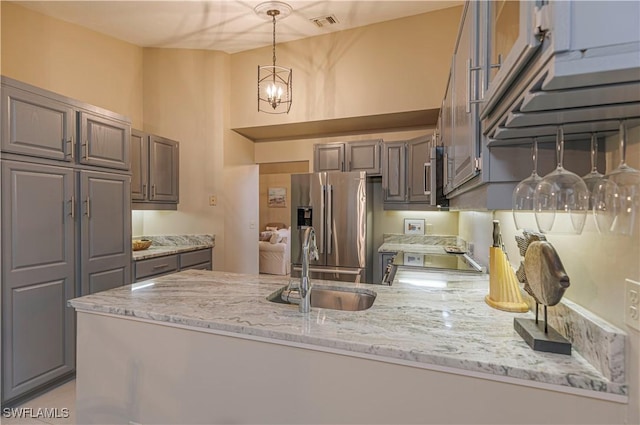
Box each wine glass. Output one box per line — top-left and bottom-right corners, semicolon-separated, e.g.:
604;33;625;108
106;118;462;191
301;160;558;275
593;121;640;236
534;127;590;234
582;133;604;210
512;138;542;230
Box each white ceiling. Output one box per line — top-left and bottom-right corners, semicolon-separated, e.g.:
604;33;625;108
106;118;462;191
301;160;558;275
15;1;462;54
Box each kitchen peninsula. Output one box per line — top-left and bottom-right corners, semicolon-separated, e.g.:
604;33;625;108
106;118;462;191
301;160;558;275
69;270;628;424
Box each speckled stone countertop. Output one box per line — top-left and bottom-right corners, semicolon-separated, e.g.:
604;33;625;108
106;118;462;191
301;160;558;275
132;235;214;261
68;269;627;400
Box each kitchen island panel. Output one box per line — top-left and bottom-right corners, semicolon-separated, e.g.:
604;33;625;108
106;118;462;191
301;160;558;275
76;311;627;425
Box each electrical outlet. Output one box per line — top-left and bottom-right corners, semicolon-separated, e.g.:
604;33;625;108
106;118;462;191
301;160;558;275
209;195;217;206
625;279;640;331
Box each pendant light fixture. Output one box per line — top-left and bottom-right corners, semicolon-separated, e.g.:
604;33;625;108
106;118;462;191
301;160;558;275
255;1;292;114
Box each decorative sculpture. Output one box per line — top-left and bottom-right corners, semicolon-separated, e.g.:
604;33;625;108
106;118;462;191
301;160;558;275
514;230;572;355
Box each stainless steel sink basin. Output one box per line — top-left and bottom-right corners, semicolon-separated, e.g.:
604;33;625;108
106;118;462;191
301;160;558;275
267;285;376;311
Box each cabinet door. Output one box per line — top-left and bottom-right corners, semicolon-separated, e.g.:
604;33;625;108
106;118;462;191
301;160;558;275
314;143;344;172
80;171;131;295
382;142;406;202
131;130;148;201
79;112;131;170
346;140;381;175
407;136;432;203
1;161;76;403
481;0;542;115
149;135;179;202
451;1;480;189
1;85;75;162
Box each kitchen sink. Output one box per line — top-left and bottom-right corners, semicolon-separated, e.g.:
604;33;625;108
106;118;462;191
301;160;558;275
267;285;376;311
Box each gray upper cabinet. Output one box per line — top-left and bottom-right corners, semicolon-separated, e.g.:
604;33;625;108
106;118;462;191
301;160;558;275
149;135;179;203
130;129;148;201
80;171;132;296
131;131;180;209
382;136;441;208
314;140;382;175
346;139;382;175
407;136;431;203
447;1;481;191
1;160;76;403
382;142;406;202
314;143;345;172
1;77;131;172
439;0;640;208
79;112;130;170
1;85;75;162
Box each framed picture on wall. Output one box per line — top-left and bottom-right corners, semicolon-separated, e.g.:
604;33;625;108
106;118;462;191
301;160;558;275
404;218;424;235
267;187;287;208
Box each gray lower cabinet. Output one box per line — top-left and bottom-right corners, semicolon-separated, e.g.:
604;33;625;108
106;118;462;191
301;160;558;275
179;249;212;271
80;171;132;296
134;248;212;282
379;252;396;284
1;160;76;404
134;255;179;282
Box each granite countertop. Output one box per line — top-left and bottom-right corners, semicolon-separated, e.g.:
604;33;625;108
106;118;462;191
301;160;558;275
132;234;214;261
132;245;212;261
68;269;627;400
378;242;449;254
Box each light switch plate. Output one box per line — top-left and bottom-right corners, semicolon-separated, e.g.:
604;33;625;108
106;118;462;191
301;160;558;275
209;195;217;206
625;278;640;331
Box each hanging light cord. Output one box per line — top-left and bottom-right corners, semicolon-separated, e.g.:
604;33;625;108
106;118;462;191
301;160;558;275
271;12;277;68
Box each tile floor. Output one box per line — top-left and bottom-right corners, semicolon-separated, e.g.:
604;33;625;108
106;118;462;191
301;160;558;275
1;380;75;425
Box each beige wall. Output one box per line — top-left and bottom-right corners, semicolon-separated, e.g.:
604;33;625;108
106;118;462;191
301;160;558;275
0;1;144;128
139;48;257;273
230;6;462;129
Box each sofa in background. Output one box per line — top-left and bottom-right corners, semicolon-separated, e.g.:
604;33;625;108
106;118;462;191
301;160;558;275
258;223;290;275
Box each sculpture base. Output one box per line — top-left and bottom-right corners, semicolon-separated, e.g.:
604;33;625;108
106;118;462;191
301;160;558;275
514;318;572;355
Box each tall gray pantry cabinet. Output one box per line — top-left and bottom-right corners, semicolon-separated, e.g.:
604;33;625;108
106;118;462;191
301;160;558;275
0;77;132;406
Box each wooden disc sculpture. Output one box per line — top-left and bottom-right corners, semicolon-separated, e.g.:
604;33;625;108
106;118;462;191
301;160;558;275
515;230;570;332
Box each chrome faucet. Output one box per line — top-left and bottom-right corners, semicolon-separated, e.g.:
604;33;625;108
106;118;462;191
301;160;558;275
299;227;319;313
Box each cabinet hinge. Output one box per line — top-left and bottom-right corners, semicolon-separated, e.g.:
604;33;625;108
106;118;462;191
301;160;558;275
534;2;551;42
474;157;482;172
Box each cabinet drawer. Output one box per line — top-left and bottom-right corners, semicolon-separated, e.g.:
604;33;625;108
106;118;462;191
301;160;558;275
180;262;212;272
180;249;211;268
135;255;178;280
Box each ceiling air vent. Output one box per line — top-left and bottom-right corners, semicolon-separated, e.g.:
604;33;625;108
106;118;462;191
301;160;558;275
310;14;339;27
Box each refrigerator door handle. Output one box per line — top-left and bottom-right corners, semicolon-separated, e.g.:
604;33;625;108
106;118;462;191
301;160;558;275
326;184;333;255
319;185;325;254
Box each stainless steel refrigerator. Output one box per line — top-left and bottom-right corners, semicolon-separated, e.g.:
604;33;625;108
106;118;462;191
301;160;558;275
290;171;373;283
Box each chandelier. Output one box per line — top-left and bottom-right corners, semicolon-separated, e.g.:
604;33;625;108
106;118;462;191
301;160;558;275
256;1;292;114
